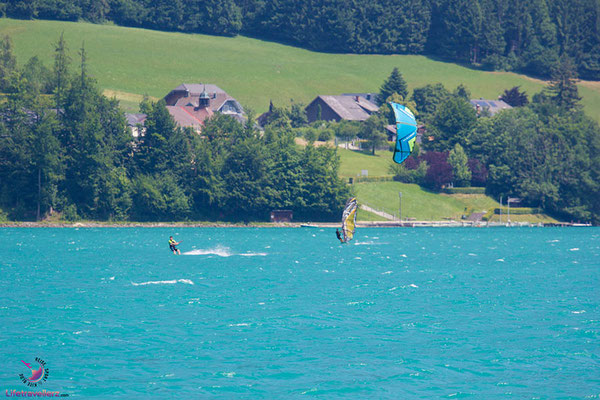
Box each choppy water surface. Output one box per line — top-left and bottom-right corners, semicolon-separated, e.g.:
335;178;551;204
1;227;599;398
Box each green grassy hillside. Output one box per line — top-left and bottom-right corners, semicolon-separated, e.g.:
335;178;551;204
1;18;599;120
337;148;560;222
338;148;393;178
355;181;495;221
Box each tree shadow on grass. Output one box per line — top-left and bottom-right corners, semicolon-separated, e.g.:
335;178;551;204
348;148;386;157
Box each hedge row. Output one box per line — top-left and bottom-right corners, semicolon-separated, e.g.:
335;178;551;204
442;187;486;194
494;207;542;215
351;176;395;183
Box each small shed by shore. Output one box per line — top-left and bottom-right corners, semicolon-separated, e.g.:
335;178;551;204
270;210;293;222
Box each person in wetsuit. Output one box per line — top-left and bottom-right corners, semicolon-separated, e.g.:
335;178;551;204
336;229;344;243
169;236;181;255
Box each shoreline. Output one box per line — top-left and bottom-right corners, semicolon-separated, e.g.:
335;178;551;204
0;221;592;228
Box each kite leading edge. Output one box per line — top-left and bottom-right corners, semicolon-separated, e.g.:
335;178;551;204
389;102;417;164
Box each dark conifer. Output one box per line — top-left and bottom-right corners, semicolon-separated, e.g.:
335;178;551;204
379;68;408;103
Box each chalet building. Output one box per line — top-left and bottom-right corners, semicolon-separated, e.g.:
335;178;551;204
305;95;379;123
470;98;512;116
126;83;244;135
342;92;380;105
125;113;147;138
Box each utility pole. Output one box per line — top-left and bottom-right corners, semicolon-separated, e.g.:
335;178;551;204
398;192;402;222
499;196;502;223
507;197;521;224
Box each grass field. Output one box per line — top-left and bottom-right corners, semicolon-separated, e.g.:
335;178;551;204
355;181;500;221
1;18;599;120
338;148;393;178
356;208;388;222
339;149;560;222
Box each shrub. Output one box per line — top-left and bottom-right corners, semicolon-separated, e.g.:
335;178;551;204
61;204;80;221
494;207;542;215
354;176;394;183
318;129;332;141
443;187;486;194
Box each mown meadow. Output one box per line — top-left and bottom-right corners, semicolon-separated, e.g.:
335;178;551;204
0;18;589;223
1;18;599;122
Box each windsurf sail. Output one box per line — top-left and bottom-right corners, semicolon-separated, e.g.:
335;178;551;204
341;197;358;243
389;102;417;164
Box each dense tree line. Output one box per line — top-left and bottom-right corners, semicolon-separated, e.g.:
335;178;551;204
270;65;599;223
2;0;599;79
0;36;350;222
383;66;600;224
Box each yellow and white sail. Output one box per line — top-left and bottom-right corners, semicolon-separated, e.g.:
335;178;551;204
341;197;358;243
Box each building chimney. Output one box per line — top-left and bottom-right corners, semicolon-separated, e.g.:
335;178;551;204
198;85;210;109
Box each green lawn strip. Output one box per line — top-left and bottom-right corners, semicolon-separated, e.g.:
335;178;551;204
356;207;389;222
338;148;392;178
486;213;560;224
355;181;500;221
1;18;598;121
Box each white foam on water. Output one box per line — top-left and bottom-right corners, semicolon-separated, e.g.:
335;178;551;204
183;245;232;257
132;279;194;286
571;310;586;314
346;300;373;306
468;253;477;256
109;276;115;280
389;287;398;291
354;241;380;246
382;271;393;275
400;284;418;289
496;258;505;262
228;323;250;327
239;252;267;257
569;248;580;251
548;239;560;243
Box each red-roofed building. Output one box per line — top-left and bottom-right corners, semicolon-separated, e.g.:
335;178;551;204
126;83;244;135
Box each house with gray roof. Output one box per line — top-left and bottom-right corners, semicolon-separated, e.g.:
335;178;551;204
305;95;379;123
125;113;147;138
470;98;512;116
164;83;244;119
126;83;244;136
342;93;380;105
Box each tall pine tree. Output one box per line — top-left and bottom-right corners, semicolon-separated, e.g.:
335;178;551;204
379;67;408;103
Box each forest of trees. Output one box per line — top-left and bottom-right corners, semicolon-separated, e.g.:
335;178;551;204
0;36;350;222
380;64;600;224
0;33;598;224
2;0;599;79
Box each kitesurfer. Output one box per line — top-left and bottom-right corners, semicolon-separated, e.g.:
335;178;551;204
336;229;344;244
169;236;181;255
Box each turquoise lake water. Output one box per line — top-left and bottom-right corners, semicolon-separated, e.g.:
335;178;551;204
1;227;599;398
